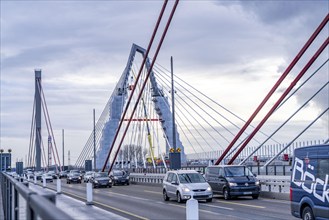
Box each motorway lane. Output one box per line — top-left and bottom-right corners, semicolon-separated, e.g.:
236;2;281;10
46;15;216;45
38;179;292;220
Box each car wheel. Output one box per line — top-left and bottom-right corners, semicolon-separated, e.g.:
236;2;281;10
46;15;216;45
252;195;259;199
127;182;130;185
163;190;169;201
108;185;112;188
177;192;183;203
224;188;230;200
302;206;314;220
206;198;212;202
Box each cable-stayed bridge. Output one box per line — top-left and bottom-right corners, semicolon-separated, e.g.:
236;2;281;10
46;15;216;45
74;35;328;170
2;1;328;219
25;8;328;173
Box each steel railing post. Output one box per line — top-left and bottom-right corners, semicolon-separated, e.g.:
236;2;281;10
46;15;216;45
14;187;18;220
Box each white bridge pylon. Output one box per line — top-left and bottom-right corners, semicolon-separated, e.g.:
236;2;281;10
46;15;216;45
87;44;186;170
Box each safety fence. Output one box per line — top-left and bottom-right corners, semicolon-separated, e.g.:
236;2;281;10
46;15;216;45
130;164;292;176
129;173;291;194
257;175;290;193
0;172;72;220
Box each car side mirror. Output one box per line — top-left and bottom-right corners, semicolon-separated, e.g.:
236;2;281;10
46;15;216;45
253;173;257;177
171;181;178;185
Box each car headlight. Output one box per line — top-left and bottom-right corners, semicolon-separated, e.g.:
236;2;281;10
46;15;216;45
109;179;112;183
255;181;260;185
126;176;129;180
206;186;212;191
79;177;81;180
229;182;237;187
182;187;190;192
94;180;98;183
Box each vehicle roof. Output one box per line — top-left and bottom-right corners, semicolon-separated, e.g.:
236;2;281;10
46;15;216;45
295;144;328;151
166;170;199;174
206;165;246;168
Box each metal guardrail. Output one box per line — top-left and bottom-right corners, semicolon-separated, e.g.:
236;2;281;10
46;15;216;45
130;173;166;184
129;164;292;176
129;173;291;194
257;175;290;193
0;172;73;220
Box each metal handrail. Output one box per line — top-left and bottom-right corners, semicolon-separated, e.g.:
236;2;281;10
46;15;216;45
0;172;73;220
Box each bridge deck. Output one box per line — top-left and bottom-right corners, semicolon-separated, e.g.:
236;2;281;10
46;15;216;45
28;183;127;219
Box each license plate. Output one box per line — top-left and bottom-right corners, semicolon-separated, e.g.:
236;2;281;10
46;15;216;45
243;192;252;195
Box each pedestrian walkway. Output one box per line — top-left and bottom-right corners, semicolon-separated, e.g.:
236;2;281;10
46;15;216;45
29;183;127;220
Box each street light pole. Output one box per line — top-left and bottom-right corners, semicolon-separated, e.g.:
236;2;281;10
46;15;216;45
93;109;96;171
171;56;176;151
0;149;3;171
169;56;181;170
62;129;65;171
8;149;12;171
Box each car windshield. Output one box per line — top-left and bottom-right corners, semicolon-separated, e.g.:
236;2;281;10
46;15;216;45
113;171;124;176
178;173;206;183
95;172;108;178
224;166;253;177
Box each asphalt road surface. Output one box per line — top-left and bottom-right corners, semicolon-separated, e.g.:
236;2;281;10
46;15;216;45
39;179;293;220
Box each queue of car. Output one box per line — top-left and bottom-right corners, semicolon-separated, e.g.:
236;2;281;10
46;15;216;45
8;169;131;187
162;165;260;203
8;144;328;220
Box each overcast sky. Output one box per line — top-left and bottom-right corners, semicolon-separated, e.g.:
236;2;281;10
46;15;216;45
1;0;328;167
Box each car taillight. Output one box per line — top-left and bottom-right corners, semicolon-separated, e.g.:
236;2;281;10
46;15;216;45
289;187;292;201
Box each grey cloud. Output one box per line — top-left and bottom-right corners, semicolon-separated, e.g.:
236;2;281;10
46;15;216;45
217;1;328;25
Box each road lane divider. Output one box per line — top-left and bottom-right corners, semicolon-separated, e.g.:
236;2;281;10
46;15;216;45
157;201;231;217
215;200;265;209
143;190;162;195
106;191;150;201
62;190;149;220
201;204;234;210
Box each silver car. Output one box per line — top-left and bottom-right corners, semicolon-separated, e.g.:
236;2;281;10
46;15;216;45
162;170;213;203
83;171;95;183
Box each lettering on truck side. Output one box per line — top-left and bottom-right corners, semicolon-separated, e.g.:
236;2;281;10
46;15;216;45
292;157;329;203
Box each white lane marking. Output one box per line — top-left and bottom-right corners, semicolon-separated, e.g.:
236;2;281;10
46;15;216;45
156;202;234;216
260;198;290;204
202;203;234;210
107;191;150;201
214;200;265;209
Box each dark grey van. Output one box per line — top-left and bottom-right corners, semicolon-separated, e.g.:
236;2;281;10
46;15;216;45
205;165;260;200
290;144;329;220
